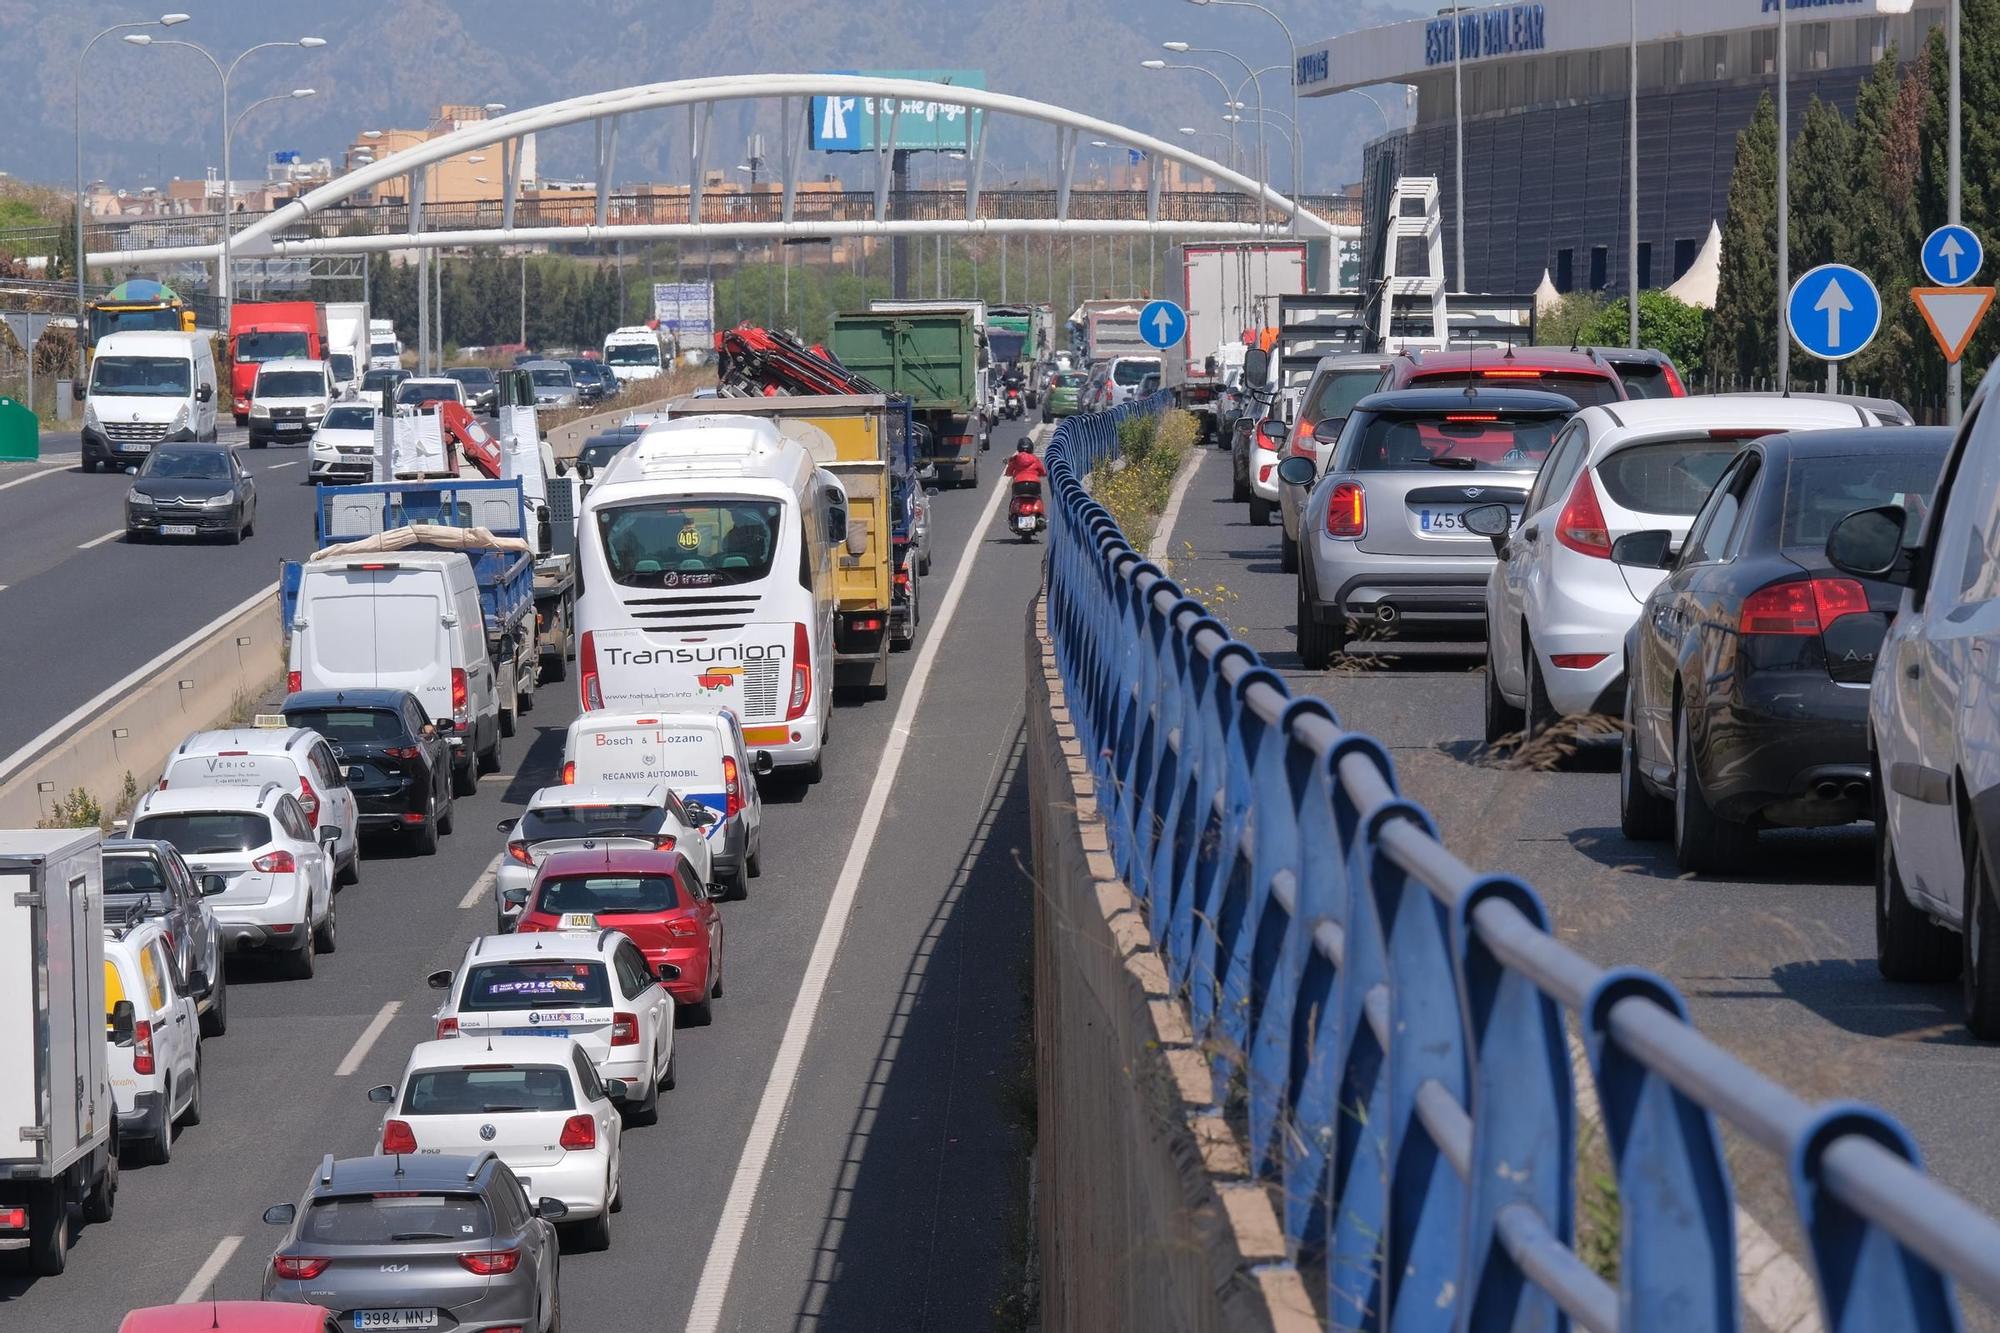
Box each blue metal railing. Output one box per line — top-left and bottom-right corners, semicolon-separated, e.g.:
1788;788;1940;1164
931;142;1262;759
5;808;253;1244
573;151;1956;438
1043;396;2000;1332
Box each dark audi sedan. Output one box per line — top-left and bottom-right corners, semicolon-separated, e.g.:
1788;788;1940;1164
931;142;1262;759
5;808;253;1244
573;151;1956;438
281;689;455;854
125;441;256;543
1618;427;1950;873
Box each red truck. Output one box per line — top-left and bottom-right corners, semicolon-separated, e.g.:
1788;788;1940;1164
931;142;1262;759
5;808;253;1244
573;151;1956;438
227;300;327;424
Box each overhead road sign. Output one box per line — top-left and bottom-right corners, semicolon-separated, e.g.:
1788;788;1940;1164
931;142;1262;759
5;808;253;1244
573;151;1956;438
810;69;985;153
1139;300;1188;351
1912;287;1995;364
1787;264;1882;362
1922;224;1984;287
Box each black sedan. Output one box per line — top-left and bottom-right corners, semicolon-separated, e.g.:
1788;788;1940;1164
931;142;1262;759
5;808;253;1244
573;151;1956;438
445;365;499;413
124;442;256;543
567;357;616;404
281;688;455;854
1617;427;1951;872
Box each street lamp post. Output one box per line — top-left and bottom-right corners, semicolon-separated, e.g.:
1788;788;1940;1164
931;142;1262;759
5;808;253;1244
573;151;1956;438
1164;42;1268;229
1629;0;1639;349
124;32;327;325
228;88;316;303
1186;0;1305;225
1141;59;1242;166
76;13;188;346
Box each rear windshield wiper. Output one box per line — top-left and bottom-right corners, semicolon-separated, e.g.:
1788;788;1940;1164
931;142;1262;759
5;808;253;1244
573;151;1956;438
1423;457;1478;470
389;1231;453;1242
479;1104;540;1113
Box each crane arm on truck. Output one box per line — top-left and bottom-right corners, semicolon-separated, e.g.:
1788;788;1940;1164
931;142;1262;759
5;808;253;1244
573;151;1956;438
716;325;881;398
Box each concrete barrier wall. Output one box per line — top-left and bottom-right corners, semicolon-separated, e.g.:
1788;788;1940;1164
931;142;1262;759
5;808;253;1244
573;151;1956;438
1026;597;1317;1333
0;587;284;828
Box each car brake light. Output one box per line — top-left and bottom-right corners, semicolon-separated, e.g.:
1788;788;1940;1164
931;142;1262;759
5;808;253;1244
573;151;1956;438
560;759;576;785
506;841;534;866
436;1016;459;1039
651;834;678;852
459;1250;521;1275
1480;368;1544;379
559;1113;597;1150
383;745;420;760
611;1012;639;1046
1706;428;1777;441
382;1119;418;1154
272;1255;330;1280
785;622;811;721
1444;413;1500;422
1664;365;1687;396
0;1206;25;1231
515;918;547;933
1325;481;1366;539
579;631;602;711
253;849;296;874
1550;653;1610;670
286;671;301;694
1738;578;1870;636
1555;471;1613;559
132;1019;156;1076
296;776;319;822
665;916;700;940
1287;421;1317;459
722;754;743;818
451;668;468;718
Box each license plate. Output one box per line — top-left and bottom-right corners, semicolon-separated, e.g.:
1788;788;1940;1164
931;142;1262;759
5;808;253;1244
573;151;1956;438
277;422;302;431
117;442;150;453
353;1312;437;1330
159;524;198;536
502;1027;571;1038
1015;516;1037;531
1419;509;1476;532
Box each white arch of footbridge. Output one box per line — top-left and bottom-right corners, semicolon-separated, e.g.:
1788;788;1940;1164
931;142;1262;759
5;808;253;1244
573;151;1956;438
91;74;1350;267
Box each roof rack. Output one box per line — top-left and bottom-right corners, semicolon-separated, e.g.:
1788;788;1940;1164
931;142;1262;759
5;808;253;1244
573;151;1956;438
318;1153;336;1187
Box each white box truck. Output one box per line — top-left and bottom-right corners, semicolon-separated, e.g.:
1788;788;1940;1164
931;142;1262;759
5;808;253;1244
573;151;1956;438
325;301;369;398
1163;242;1308;440
0;829;118;1275
367;317;403;372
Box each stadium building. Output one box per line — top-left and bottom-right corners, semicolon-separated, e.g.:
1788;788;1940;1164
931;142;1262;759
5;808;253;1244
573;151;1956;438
1295;0;1947;297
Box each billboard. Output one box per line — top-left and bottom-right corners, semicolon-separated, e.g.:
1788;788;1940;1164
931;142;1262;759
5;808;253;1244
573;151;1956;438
810;70;985;154
653;282;715;345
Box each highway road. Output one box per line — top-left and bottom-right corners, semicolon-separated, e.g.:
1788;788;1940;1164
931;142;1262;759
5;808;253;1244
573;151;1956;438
0;424;1044;1331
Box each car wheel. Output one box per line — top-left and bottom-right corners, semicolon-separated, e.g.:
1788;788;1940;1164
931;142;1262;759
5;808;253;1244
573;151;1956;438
478;730;502;775
435;784;456;837
27;1185;70;1275
243;509;254;539
199;969;229;1037
1874;781;1956;981
312;892;337;954
1483;660;1525;748
283;924;317;980
1231;466;1250;503
129;1083;173;1166
545;1279;563;1333
414;797;441;856
499;702;517;739
1618;683;1671;841
224;521;243;546
1279;530;1299;574
338;847;360;888
451;753;477;797
573;1204;612;1253
178;1058;202;1128
747;844;763;879
661;1049;677;1092
1961;828;2000;1038
1522;639;1560;747
626;1066;661;1127
1672;703;1756;874
1295;573;1341;672
1248;496;1273;527
81;1150;117;1224
683;996;713;1027
80;455;97;475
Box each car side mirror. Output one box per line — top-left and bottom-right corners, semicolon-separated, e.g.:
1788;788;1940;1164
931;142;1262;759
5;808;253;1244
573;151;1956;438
1242;347;1270;383
1461;503;1514;554
1610;529;1675;570
1312;417;1345;446
501;886;529;907
316;826;340;847
196;383;213;404
657;962;682;983
845;521;868;558
752;751;775;777
495;817;519;833
604;1078;630;1104
72;380;87;402
185;968;212;1001
109;999;136;1044
200;873;227;897
263;1203;297;1226
1827;505;1914;584
426;968;454;990
1274;456;1316;488
537;1198;569;1221
685;802;718;828
366;1084;395;1104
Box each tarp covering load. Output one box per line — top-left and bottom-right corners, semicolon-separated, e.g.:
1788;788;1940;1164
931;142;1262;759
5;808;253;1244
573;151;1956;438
305;523;531;562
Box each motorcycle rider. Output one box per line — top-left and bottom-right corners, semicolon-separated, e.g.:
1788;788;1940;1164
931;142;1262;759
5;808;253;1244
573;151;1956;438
1002;439;1047;486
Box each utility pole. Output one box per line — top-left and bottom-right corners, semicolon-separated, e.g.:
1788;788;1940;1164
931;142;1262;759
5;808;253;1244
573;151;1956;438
1948;0;1964;424
1628;0;1640;349
1776;0;1790;392
891;149;911;300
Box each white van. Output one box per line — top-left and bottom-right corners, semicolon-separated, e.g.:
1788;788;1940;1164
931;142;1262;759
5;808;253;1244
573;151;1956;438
288;550;502;796
80;330;219;473
575;417;843;781
602;326;671;384
248;357;335;449
562;710;769;896
102;915;205;1166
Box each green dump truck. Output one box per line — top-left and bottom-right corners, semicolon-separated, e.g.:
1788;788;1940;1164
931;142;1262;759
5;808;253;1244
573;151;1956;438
829;310;988;489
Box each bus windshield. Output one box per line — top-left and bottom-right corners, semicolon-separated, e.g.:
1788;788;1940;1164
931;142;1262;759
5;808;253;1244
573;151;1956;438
604;342;661;367
596;498;784;589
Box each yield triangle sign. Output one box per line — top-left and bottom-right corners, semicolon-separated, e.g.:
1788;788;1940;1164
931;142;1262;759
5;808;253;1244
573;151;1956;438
1912;286;1995;363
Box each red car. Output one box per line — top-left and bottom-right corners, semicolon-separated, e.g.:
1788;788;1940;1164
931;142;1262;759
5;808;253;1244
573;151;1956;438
517;848;724;1023
120;1303;337;1333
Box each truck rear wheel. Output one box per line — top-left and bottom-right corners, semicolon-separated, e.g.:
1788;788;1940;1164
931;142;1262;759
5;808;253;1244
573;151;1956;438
81;1149;117;1224
28;1183;70;1275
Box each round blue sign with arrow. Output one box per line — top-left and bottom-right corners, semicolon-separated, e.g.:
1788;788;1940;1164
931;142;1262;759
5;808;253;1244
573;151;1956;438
1922;224;1984;287
1787;264;1882;362
1138;299;1188;351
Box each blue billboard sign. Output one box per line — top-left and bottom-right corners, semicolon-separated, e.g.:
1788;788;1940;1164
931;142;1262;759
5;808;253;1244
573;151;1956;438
810;70;985;154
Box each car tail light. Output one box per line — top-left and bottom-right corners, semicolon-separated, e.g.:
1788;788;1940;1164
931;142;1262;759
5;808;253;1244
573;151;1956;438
722;754;743;818
296;776;319;822
459;1250;521;1275
1555;471;1613;559
506;840;534;866
1739;578;1870;636
451;668;469;719
1481;368;1545;380
785;622;811;721
559;1114;597;1150
611;1012;639;1046
436;1016;459;1039
1325;482;1366;539
272;1255;329;1281
651;834;678;852
515;917;547;933
381;1119;418;1154
253;850;296;874
132;1019;156;1076
579;631;603;711
1550;653;1610;670
383;745;420;760
665;915;701;940
1255;420;1286;450
1664;365;1687;396
1287;421;1317;459
0;1206;25;1231
286;671;301;694
560;759;576;785
1258;463;1274;484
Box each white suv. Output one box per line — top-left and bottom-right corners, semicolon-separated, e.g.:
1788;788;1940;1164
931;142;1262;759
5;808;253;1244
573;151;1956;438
158;722;361;886
493;782;712;933
103;915;207;1166
129;783;339;980
248;358;335;448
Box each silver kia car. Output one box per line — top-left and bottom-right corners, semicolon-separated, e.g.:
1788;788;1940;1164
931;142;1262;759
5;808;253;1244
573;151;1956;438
262;1151;564;1330
1282;387;1579;668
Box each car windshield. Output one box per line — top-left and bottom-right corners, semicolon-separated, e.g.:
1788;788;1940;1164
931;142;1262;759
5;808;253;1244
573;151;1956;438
361;371;402;391
1781;449;1947;548
369;340;398;357
143;448;231;480
448;369;495;386
1056;373;1087;388
301;1194;492;1245
458;960;613;1011
131;812;270;855
1612;363;1679;399
329;354;355;381
1593;438;1742;516
402;1066;575;1115
531;368;573;387
102;854;170;898
1409;371;1621;408
596;498;783;589
605;343;660;366
90;355;191;397
1306;368;1386;425
1343;411;1563;472
256;371;325;399
235;331;311;363
284;707;408;745
534;874;682;916
321;405;374;431
396;382;456;406
579;439;634;470
1113;360;1160;386
517;803;668;843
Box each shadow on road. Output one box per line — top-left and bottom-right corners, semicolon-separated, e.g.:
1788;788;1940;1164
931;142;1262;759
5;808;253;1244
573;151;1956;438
1764;957;1976;1044
1564;824;1876;886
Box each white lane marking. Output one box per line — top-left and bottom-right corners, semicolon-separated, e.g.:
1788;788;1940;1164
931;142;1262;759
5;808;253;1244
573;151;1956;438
176;1234;243;1303
682;475;1014;1333
335;1001;403;1077
459;853;503;910
0;464;64;494
1145;437;1206;562
263;460;301;471
77;527;124;550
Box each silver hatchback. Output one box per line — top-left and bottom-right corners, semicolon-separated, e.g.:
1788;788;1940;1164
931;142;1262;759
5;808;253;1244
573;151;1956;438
262;1151;563;1332
1285;388;1578;667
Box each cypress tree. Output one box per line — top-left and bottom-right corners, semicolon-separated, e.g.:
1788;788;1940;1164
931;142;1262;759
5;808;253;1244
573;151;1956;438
1708;93;1780;385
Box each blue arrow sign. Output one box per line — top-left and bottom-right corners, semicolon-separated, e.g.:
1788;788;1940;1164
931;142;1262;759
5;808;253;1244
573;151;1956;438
1922;224;1984;287
1787;264;1882;362
1138;299;1187;351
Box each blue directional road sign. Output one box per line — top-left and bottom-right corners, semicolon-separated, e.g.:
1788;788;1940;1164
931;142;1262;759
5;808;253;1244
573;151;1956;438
1138;299;1188;351
1787;264;1882;362
1922;224;1984;287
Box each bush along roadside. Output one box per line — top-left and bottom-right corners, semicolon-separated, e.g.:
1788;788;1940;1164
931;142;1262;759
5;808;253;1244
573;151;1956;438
1089;408;1198;553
